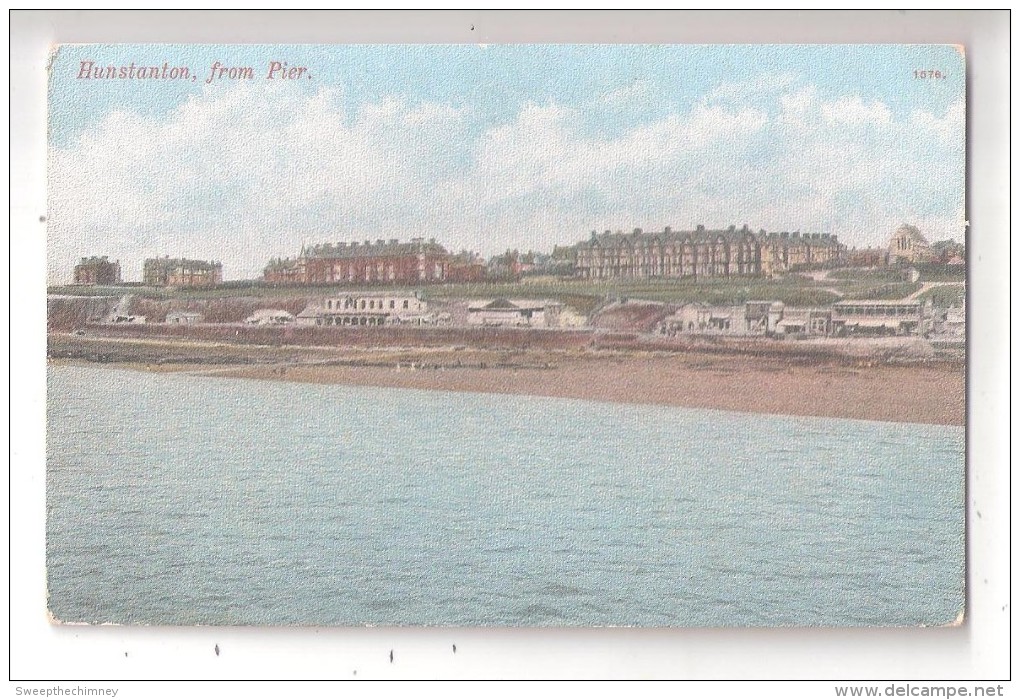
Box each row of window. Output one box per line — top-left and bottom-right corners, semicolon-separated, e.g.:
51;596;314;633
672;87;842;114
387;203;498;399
325;298;415;311
834;306;920;317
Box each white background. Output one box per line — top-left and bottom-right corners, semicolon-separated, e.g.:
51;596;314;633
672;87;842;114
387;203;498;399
8;9;1011;690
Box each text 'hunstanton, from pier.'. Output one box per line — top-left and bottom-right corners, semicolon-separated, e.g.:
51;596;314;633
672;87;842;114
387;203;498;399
75;60;312;84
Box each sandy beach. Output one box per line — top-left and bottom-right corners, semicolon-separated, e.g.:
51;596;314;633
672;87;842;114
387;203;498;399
48;334;965;426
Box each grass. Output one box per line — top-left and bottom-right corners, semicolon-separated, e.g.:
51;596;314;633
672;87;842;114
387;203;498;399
915;284;967;307
914;264;967;282
48;274;852;312
828;268;907;283
842;282;923;300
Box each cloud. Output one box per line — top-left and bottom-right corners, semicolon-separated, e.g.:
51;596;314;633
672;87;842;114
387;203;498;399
48;76;965;283
599;79;654;108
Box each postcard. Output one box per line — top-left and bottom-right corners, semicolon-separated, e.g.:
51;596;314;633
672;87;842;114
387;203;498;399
45;43;966;627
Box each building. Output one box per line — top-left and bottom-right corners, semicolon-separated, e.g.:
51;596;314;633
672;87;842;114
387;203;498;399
888;224;933;264
775;309;832;337
165;311;204;324
466;298;562;327
744;301;786;335
659;303;742;335
244;309;296;325
144;257;223;287
296;292;429;327
830;300;932;337
935;303;966;339
73;256;121;285
446;251;487;283
265;238;458;286
847;247;891;267
574;225;844;280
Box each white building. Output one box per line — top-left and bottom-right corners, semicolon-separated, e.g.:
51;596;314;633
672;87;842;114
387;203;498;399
659;303;743;335
165;311;204;324
244;309;296;325
297;292;430;327
466;298;561;327
831;300;931;336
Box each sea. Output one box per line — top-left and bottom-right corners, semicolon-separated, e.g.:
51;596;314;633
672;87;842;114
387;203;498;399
46;364;965;627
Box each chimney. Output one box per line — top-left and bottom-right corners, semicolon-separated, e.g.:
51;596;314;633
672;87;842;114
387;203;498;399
696;224;705;232
727;225;736;232
664;226;672;234
633;228;642;235
742;224;749;232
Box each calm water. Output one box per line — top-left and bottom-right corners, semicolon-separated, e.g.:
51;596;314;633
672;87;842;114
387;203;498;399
46;364;964;626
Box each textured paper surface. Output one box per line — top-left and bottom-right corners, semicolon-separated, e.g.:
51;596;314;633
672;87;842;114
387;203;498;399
46;43;966;627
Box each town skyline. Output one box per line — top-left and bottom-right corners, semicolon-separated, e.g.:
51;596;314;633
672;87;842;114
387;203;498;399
48;44;965;284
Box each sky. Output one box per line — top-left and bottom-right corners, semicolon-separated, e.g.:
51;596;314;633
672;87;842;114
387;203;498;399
47;44;966;283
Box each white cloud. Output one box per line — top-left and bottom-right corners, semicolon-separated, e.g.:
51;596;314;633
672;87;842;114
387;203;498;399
821;96;893;126
48;78;965;283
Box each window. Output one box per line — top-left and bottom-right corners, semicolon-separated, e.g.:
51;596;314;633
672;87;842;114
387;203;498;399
403;300;409;309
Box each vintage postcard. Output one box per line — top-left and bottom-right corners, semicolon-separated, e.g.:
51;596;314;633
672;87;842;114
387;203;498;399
46;44;966;627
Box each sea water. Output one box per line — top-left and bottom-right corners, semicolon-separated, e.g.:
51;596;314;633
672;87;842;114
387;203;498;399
46;364;964;626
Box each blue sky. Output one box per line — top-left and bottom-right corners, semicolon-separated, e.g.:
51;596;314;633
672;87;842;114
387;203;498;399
48;44;965;282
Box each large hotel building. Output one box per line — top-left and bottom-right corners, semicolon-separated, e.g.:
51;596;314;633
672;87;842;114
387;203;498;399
574;225;845;279
143;257;223;287
264;238;484;285
73;256;122;285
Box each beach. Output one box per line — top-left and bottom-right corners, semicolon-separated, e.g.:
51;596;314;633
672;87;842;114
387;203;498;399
48;333;965;426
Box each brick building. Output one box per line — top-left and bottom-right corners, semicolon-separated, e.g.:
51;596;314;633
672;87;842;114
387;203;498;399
846;247;891;267
143;257;223;287
73;256;122;285
265;238;481;286
574;225;844;280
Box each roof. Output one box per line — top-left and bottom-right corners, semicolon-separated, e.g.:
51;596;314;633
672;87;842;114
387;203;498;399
833;300;921;307
468;298;550;311
303;238;448;259
844;319;910;328
76;256;117;266
246;309;295;319
323;291;421;299
577;226;839;250
486;298;518;310
890;223;930;246
144;257;221;271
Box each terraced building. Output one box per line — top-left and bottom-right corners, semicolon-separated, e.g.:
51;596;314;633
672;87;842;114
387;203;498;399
574;225;845;279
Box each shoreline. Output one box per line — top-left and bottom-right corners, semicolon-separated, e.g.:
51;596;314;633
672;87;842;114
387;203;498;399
48;335;966;426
